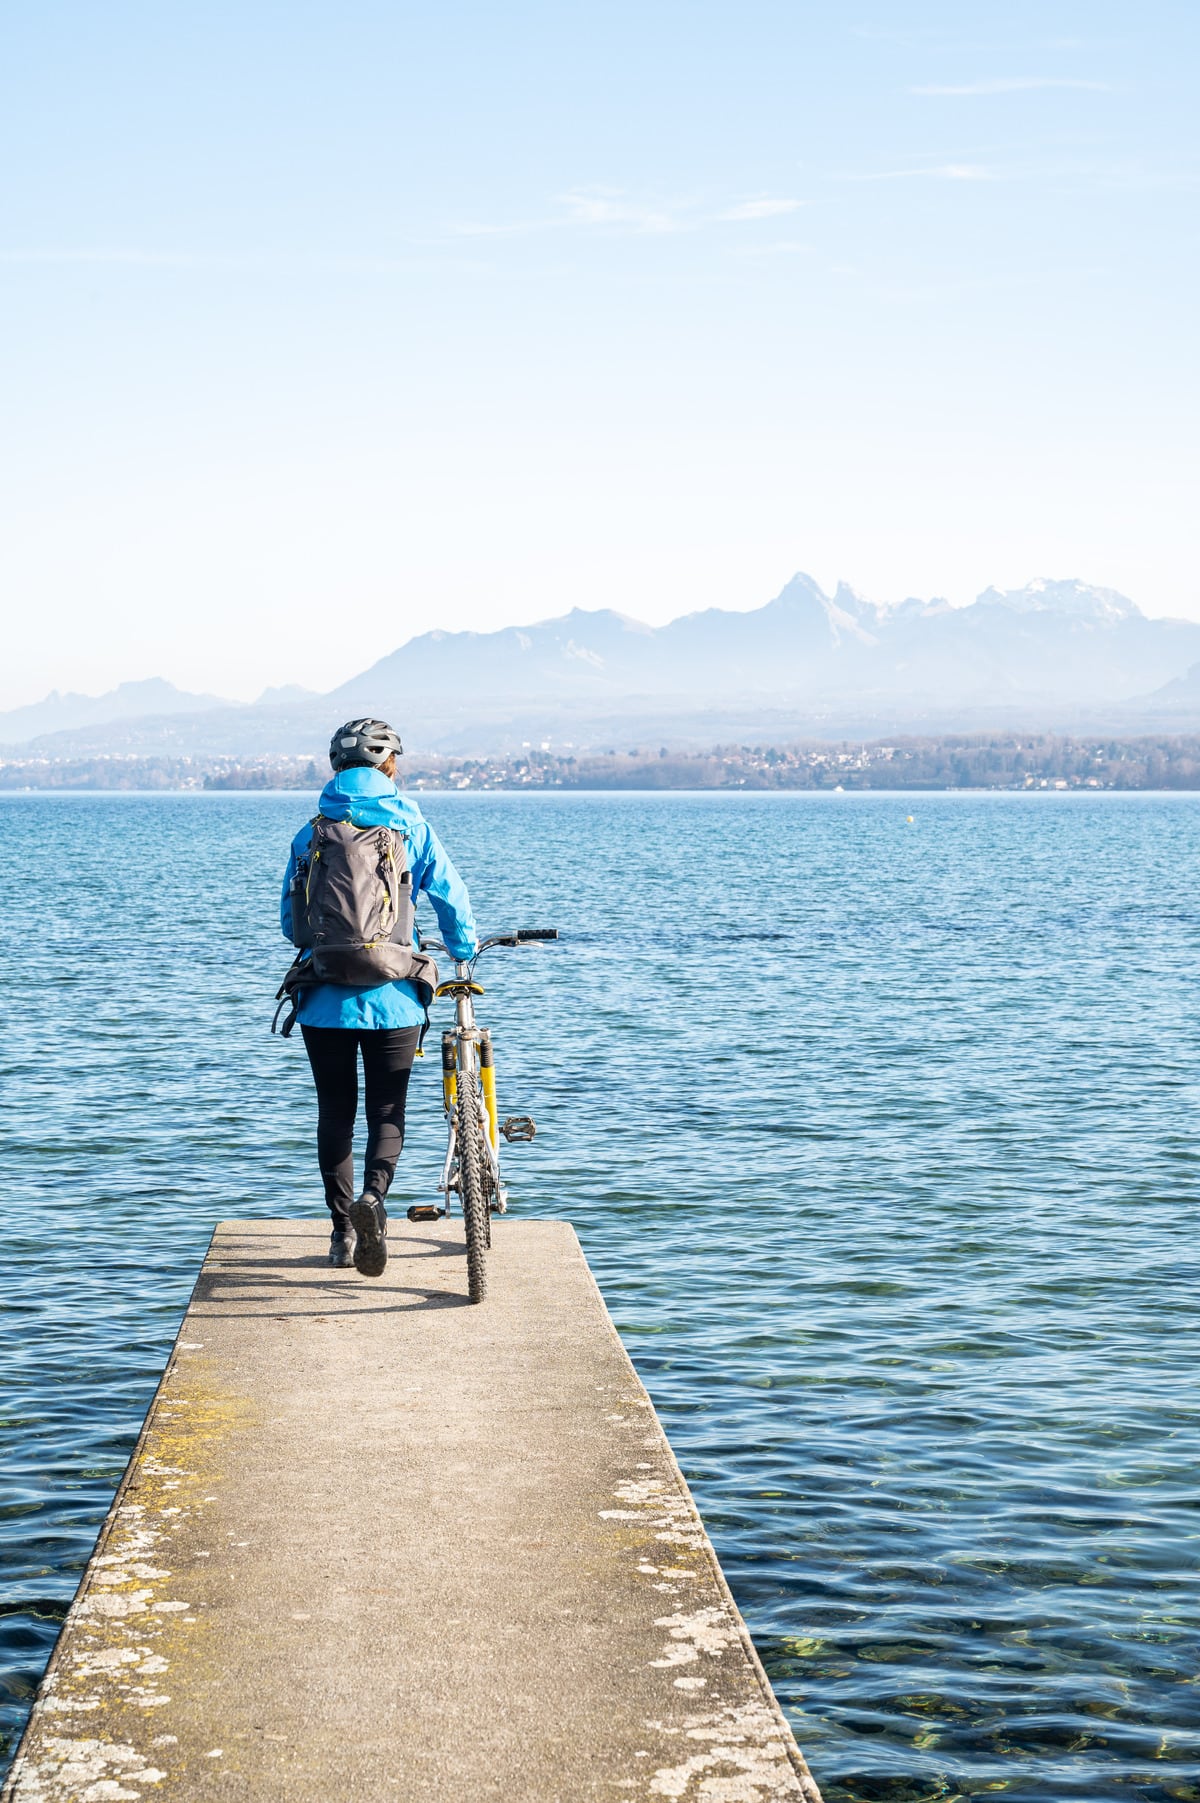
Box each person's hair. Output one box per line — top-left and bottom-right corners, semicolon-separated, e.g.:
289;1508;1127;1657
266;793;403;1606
326;751;398;778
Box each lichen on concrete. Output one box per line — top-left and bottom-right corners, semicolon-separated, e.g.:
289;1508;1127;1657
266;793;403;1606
5;1217;822;1803
3;1343;254;1802
596;1455;821;1799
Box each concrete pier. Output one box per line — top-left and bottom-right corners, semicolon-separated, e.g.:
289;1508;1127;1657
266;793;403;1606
4;1219;822;1802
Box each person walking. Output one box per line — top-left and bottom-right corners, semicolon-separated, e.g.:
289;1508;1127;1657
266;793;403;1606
280;718;478;1276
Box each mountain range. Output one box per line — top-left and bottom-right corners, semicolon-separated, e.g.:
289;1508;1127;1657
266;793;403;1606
0;677;231;744
8;575;1200;758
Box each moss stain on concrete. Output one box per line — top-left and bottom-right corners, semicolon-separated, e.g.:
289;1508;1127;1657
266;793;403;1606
3;1348;256;1802
5;1219;823;1803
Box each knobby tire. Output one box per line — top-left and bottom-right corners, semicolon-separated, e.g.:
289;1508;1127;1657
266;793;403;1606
457;1070;490;1303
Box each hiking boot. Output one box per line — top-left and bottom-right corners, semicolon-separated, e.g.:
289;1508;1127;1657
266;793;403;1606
349;1191;388;1277
328;1229;354;1268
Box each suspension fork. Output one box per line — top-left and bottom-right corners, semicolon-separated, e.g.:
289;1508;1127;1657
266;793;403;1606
441;1031;458;1111
439;983;478;1208
479;1031;499;1153
439;971;503;1206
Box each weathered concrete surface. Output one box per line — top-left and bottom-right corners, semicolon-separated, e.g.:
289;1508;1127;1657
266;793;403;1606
4;1219;822;1802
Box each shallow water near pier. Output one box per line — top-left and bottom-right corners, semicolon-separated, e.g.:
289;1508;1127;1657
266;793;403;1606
2;789;1199;1801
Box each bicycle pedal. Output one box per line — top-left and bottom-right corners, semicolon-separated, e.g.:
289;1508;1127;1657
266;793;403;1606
406;1205;445;1223
501;1116;536;1143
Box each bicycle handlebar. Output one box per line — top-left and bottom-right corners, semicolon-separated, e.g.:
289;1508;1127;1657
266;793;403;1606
418;928;559;956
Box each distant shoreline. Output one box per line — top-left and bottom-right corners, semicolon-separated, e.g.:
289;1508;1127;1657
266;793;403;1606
6;733;1200;793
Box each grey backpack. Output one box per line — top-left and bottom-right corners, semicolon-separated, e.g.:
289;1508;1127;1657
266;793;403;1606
273;817;438;1034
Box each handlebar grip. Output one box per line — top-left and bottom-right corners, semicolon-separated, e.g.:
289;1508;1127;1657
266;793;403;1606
516;928;559;942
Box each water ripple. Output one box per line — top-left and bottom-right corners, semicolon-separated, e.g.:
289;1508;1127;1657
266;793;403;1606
2;791;1199;1799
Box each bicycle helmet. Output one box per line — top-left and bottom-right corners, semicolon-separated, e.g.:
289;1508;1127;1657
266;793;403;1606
328;717;404;771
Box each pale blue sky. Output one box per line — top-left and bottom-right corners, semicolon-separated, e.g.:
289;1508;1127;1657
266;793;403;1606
2;1;1196;706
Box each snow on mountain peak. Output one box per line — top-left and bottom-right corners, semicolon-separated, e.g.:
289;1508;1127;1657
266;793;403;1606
977;579;1140;623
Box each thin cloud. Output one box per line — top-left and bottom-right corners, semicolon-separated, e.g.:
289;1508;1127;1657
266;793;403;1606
0;247;198;266
848;163;998;183
730;238;814;259
719;198;804;221
445;218;552;239
912;76;1110;95
561;190;684;233
452;190;810;239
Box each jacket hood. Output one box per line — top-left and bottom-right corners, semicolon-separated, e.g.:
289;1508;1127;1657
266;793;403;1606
317;766;424;835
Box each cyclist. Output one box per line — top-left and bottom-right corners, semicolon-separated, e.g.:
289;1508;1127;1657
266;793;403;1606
280;718;478;1276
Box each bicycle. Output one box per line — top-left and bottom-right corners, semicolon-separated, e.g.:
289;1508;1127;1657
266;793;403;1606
407;928;558;1303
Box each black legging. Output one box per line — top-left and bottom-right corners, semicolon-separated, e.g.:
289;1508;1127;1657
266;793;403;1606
300;1026;421;1230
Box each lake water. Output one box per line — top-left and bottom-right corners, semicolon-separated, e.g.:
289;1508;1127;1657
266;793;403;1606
2;790;1199;1802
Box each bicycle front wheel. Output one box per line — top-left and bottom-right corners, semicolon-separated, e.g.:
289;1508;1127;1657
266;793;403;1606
456;1067;490;1304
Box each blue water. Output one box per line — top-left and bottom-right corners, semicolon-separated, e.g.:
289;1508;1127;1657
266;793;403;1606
2;791;1199;1801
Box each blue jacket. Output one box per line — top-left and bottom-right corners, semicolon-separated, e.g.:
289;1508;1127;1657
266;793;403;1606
281;768;478;1030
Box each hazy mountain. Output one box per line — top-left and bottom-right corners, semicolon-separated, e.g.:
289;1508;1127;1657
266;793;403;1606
326;609;658;715
879;579;1200;702
320;573;1200;718
0;677;232;745
9;575;1200;759
649;575;1200;704
1140;661;1200;716
6;701;328;759
254;683;319;705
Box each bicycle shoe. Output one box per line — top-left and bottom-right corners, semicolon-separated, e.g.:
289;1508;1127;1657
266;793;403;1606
349;1190;388;1277
328;1228;355;1268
